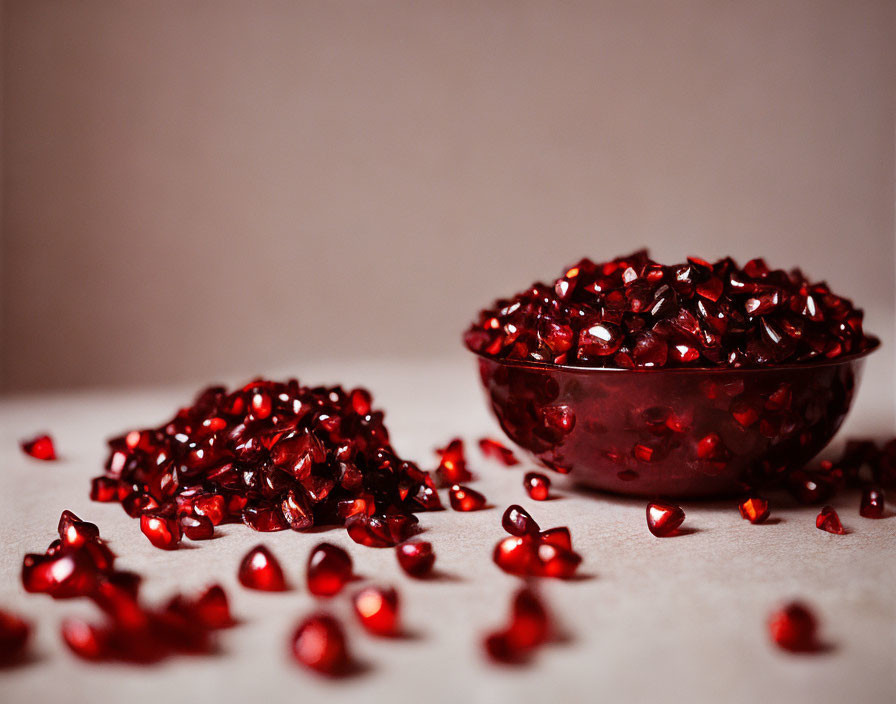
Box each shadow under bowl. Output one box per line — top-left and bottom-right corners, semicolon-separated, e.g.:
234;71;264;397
471;340;879;498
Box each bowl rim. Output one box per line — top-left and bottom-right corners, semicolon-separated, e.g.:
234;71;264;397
467;336;880;376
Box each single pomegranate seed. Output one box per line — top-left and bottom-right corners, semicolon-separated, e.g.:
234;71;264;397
193;584;233;628
502;505;540;536
449;484;487;511
345;514;401;548
479;438;519;466
768;602;819;652
290;613;350;676
0;610;31;664
352;585;399;637
538;526;572;550
646;502;686;537
22;551;98;598
436;438;473;485
179;514;214;540
238;545;287;591
738;497;770;524
535;542;582;578
505;588;549;650
396;541;435;578
21;434;57;460
483;630;521;663
859;488;885;518
140;513;182;550
523;472;551;501
58;510;100;549
61;618;110;660
697;433;722;460
189;493;227;526
349;388;372;416
241;505;288;532
90;477;119;502
815;506;845;534
730;400;760;428
307;543;353;597
493;536;537;576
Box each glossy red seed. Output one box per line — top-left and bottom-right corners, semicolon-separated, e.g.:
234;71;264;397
535;542;582;578
493;536;537;576
352;586;399;636
58;510;100;549
307;543;353;597
61;618;110;660
449;484;487;512
506;588;549;650
194;584;233;628
436;438;473;485
21;434;57;461
0;610;31;664
479;438;519;466
241;505;289;532
396;541;436;578
538;526;572;551
816;506;844;534
697;433;722;460
190;494;227;526
646;502;686;537
859;488;885;518
738;497;770;524
22;552;97;598
730;400;760;428
179;514;214;540
345;514;399;548
90;477;119;502
523;472;551;501
291;614;349;676
238;545;287;591
768;602;818;652
140;513;181;550
502;505;540;536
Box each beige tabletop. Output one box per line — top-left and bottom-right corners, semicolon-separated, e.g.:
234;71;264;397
1;357;894;704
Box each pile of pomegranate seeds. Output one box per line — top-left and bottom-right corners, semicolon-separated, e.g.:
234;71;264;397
523;472;551;501
483;588;550;664
307;543;353;597
435;438;473;485
768;602;820;653
493;508;581;578
479;437;519;466
21;433;57;461
90;378;443;549
449;484;487;511
465;250;873;369
22;511;232;663
646;502;686;537
352;586;400;637
290;613;350;676
238;545;288;591
396;541;436;578
0;610;31;664
816;506;845;534
738;497;770;524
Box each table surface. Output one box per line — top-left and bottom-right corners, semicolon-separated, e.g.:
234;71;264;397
1;357;894;704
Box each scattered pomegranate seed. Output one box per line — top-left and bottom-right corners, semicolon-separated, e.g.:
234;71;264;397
90;477;119;502
396;541;435;578
449;484;487;511
483;587;550;664
523;472;551;501
61;618;109;660
307;543;353;597
0;610;31;664
501;505;540;536
352;585;400;637
815;506;845;534
435;438;473;485
290;613;350;676
193;585;234;628
345;513;415;548
646;502;686;537
738;497;770;524
140;513;182;550
493;526;581;579
58;510;100;549
21;434;57;461
179;514;214;540
493;536;537;576
479;438;519;466
768;602;819;652
535;542;582;578
538;526;572;551
859;488;885;518
238;545;287;591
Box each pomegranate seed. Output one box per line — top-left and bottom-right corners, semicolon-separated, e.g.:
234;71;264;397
859;488;885;518
179;514;215;540
189;493;227;526
58;510;100;549
140;513;182;550
738;497;770;524
307;543;353;597
352;585;399;636
0;610;31;664
697;433;722;460
21;434;57;460
787;470;834;504
483;630;521;663
646;502;686;537
238;545;287;591
22;552;98;598
523;472;551;501
193;584;233;628
349;388;372;415
768;602;819;652
281;490;313;531
506;588;549;650
290;613;349;676
535;542;582;578
436;438;473;485
61;618;110;660
90;477;119;502
241;505;288;532
502;505;540;536
493;536;537;576
479;438;519;466
449;484;487;511
396;541;435;578
538;526;572;551
815;506;845;534
345;514;401;548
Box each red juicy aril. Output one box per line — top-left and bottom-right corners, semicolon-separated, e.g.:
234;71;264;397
859;488;885;518
0;610;31;664
449;484;487;511
815;506;845;534
479;438;519;466
140;513;181;550
646;502;686;537
396;541;436;578
21;434;57;461
738;497;770;524
352;586;400;637
768;602;820;653
493;508;582;578
435;438;473;485
464;250;873;369
238;545;287;591
291;613;350;676
484;588;550;664
91;378;442;548
523;472;551;501
307;543;353;597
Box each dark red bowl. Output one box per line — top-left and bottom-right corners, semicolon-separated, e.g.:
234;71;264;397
472;340;879;498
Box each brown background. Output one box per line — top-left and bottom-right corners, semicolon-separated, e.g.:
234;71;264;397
2;1;894;408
